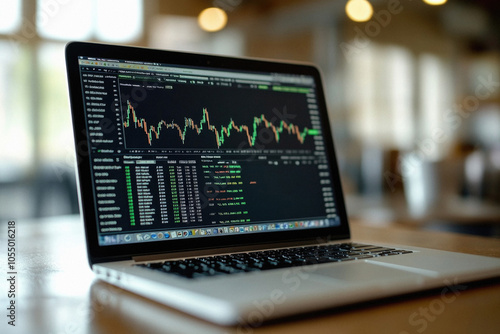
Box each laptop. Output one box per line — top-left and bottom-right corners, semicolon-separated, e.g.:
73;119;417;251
65;41;500;326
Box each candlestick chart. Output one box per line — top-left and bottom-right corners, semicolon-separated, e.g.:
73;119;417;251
124;101;318;149
121;84;317;150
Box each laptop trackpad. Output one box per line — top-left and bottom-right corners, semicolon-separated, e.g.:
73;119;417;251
312;262;429;283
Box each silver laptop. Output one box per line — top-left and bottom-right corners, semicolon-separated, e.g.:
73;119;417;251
65;41;500;326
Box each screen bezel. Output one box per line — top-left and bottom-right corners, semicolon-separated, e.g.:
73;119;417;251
65;41;350;265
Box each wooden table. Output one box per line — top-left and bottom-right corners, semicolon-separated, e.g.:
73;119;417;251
1;215;499;334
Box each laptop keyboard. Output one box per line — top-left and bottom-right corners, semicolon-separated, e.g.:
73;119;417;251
138;243;413;279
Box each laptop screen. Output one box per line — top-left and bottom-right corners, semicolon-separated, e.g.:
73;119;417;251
72;49;342;247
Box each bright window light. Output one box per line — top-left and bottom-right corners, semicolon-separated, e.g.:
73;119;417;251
0;42;33;169
346;44;415;149
150;15;207;52
37;0;93;40
419;54;452;160
0;0;21;33
95;0;143;42
38;43;74;163
388;47;414;149
37;0;143;42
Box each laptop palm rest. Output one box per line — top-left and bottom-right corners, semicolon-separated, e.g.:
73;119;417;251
312;262;435;283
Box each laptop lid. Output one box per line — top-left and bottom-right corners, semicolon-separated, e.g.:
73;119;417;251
65;42;350;265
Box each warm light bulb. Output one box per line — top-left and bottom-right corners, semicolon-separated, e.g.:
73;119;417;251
345;0;374;22
423;0;447;5
198;7;227;32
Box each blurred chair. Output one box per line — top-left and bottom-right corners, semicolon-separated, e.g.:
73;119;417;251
0;163;79;220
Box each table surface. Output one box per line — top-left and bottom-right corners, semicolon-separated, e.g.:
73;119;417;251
1;215;500;334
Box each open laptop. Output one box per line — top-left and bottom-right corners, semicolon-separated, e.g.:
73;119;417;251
65;41;500;326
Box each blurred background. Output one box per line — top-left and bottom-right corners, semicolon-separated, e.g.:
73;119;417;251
1;0;500;236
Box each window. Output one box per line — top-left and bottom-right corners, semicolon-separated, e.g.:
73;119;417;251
0;42;32;171
37;0;94;40
37;0;143;42
95;0;143;43
38;43;74;165
0;0;22;33
418;53;453;160
149;15;244;56
346;43;415;150
0;0;145;219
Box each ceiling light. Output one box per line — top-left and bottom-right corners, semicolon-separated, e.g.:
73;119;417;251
423;0;447;5
345;0;374;22
198;7;227;32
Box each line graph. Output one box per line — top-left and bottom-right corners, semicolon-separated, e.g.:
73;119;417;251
123;100;315;149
